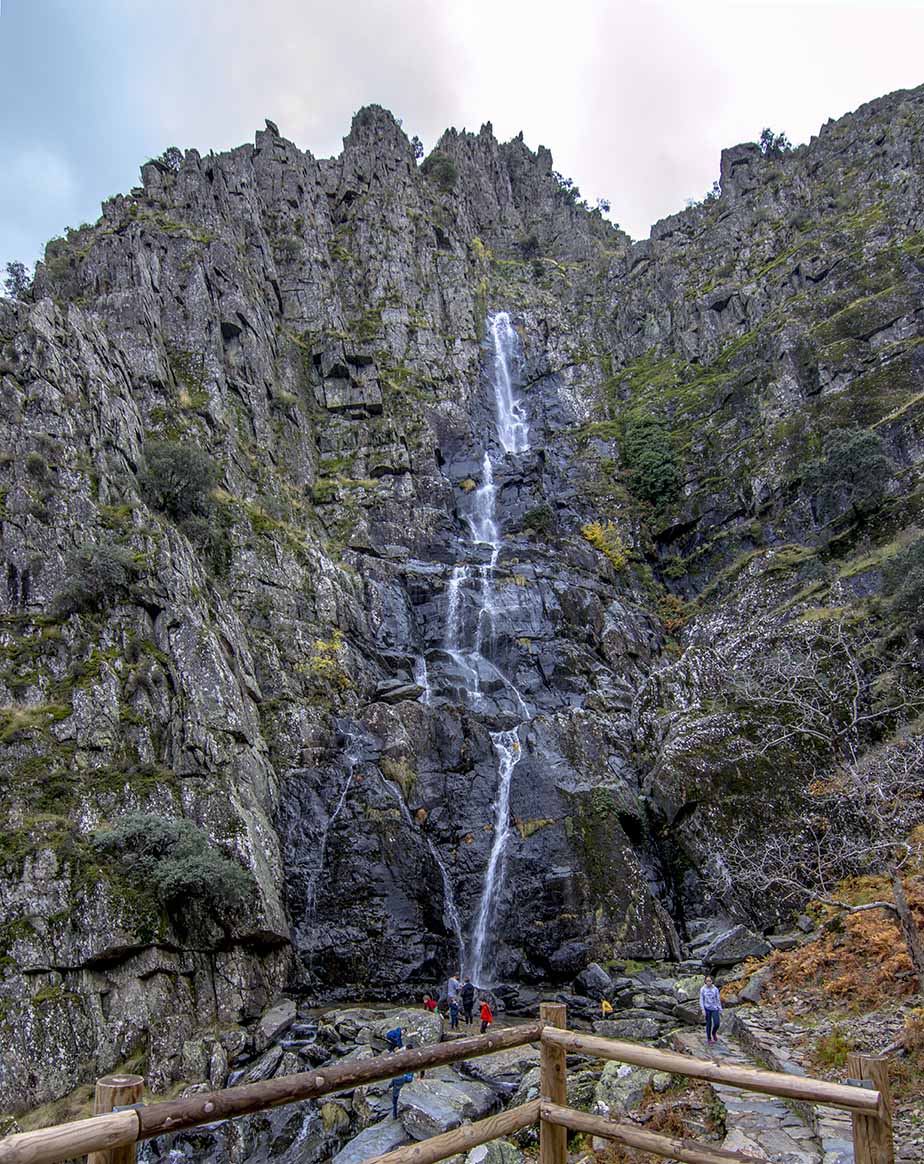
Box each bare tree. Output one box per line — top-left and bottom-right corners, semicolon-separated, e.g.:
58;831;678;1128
723;727;924;989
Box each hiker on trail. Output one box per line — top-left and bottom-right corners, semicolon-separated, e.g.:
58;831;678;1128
700;975;723;1044
385;1026;403;1052
447;972;462;1004
460;977;476;1025
480;998;493;1034
423;993;437;1012
601;998;614;1018
448;995;461;1030
391;1072;414;1118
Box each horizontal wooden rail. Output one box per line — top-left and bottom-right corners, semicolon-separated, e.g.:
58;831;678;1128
540;1102;767;1164
0;1023;544;1164
541;1026;883;1117
0;1111;140;1164
366;1099;540;1164
137;1022;543;1140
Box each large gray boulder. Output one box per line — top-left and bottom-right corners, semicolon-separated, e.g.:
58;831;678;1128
399;1077;495;1140
594;1061;658;1116
703;925;771;967
574;962;614;1000
331;1120;411;1164
254;998;297;1053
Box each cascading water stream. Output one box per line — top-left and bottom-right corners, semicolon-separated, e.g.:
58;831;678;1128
378;771;465;958
304;733;362;920
438;309;531;986
489;312;530;455
467;728;522;986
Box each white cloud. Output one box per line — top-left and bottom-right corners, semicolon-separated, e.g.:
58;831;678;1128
3;0;924;256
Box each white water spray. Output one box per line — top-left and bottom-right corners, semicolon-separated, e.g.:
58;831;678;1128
488;311;529;455
467;728;524;986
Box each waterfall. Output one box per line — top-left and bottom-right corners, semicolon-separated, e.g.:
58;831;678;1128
439;310;531;985
467;728;523;987
488;311;529;455
413;655;431;705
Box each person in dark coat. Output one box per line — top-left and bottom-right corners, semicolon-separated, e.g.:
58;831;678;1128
391;1073;413;1118
460;977;476;1026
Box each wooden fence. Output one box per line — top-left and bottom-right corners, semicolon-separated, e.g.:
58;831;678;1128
0;1003;893;1164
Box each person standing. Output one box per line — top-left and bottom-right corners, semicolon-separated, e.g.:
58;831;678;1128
391;1073;414;1119
447;972;462;1006
699;976;723;1043
448;996;460;1030
460;977;476;1026
479;998;493;1034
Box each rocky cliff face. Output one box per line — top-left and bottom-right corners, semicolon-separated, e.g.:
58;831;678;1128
1;86;923;1111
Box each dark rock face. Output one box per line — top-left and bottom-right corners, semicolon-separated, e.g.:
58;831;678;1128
1;86;924;1110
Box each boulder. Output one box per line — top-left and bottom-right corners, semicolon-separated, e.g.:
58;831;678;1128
593;1015;665;1041
702;925;771;967
331;1120;412;1164
467;1142;524;1164
739;964;774;1004
375;679;423;703
459;1044;540;1092
574;962;614;1000
254;998;297;1053
594;1061;657;1116
400;1077;494;1140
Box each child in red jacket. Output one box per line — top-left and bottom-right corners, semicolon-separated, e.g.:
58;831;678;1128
479;999;493;1034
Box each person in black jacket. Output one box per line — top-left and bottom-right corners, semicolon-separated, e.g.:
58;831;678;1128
460;977;476;1026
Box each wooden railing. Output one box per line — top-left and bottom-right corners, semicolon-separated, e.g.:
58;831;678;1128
0;1004;894;1164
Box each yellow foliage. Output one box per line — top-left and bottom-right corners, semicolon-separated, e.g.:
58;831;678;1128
298;628;351;692
581;520;628;570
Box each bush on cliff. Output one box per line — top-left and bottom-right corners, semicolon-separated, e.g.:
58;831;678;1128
620;411;681;508
883;535;924;621
92;813;253;922
51;542;141;616
139;439;218;522
420;151;458;192
803;426;894;524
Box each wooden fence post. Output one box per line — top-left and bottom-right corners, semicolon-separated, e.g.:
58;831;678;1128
846;1053;894;1164
539;1002;567;1164
87;1074;144;1164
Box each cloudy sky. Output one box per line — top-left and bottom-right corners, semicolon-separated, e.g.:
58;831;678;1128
2;0;924;266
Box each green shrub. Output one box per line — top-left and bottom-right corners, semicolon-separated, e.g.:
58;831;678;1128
420;151;458;192
92;813;253;920
811;1026;853;1070
802;427;894;523
621;412;681;507
522;504;555;536
51;542;140;616
139;439;218;521
25;452;48;480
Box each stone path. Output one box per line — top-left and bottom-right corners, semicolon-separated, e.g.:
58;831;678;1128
731;1009;857;1164
674;1029;825;1164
